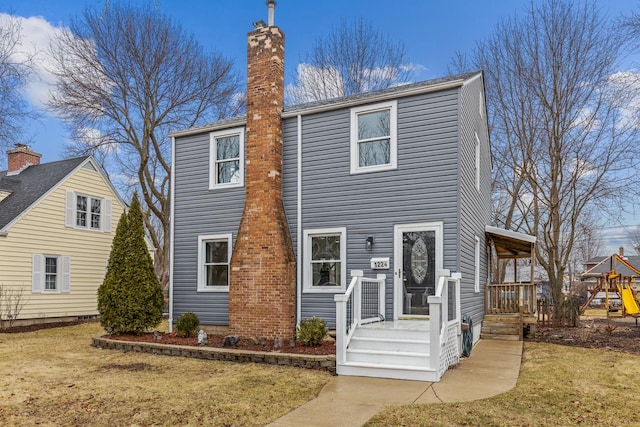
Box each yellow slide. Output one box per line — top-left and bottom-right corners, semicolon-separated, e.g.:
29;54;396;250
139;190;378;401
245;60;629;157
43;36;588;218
619;286;640;316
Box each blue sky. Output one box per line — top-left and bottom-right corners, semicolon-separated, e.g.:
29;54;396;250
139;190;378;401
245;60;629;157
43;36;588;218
2;0;640;254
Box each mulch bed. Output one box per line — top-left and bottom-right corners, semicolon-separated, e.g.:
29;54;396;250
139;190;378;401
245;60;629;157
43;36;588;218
108;331;337;356
7;317;639;357
527;317;640;356
0;321;82;333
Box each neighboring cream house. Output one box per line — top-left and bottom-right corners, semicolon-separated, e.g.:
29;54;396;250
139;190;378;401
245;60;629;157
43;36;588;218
0;144;125;324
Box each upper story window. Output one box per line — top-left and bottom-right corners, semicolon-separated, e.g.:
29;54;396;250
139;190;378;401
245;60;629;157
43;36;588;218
66;190;112;232
350;100;397;174
209;127;244;189
197;234;232;292
76;195;102;229
303;227;347;293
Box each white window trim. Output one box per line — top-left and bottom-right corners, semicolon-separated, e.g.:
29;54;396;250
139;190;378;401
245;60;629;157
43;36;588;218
66;190;111;232
474;235;481;293
350;100;397;174
197;233;232;292
209;127;245;190
32;254;70;294
474;132;480;191
303;227;347;293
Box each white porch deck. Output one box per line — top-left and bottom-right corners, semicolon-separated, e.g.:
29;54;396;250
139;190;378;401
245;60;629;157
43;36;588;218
358;320;430;332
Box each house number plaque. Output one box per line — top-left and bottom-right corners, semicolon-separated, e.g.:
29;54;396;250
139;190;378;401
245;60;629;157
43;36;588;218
370;257;390;270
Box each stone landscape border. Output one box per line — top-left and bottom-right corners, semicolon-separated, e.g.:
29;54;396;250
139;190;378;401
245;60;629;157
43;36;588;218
92;336;336;374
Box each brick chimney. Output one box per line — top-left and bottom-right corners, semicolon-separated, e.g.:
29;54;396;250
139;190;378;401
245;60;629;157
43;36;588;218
619;247;624;257
228;2;296;340
7;144;41;176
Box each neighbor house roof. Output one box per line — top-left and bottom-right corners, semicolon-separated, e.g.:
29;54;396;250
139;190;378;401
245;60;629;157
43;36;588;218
169;71;484;138
0;156;89;231
582;253;640;278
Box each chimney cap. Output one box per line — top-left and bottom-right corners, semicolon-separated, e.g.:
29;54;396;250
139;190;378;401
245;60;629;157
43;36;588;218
266;0;276;26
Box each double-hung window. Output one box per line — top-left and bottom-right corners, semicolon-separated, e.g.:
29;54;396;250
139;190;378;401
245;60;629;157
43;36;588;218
209;128;244;189
76;195;102;229
303;228;347;293
474;235;481;293
350;100;397;174
68;191;109;231
32;254;70;293
45;256;58;290
197;234;232;292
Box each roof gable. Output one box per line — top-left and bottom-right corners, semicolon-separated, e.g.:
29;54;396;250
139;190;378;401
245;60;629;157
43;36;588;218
0;156;89;231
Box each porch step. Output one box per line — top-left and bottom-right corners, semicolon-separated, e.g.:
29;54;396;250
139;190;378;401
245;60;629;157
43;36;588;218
481;314;522;340
348;336;427;353
346;348;430;366
338;321;434;381
337;361;438;382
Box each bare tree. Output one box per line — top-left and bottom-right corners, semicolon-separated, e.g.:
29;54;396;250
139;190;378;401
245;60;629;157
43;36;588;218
0;14;35;162
474;0;640;305
49;2;240;292
287;18;412;104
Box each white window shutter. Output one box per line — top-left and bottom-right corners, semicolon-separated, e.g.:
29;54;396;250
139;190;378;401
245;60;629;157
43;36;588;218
65;190;75;227
32;254;43;293
61;256;71;292
103;198;112;232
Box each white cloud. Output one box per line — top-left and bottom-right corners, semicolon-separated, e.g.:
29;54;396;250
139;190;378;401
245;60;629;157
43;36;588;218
1;13;69;109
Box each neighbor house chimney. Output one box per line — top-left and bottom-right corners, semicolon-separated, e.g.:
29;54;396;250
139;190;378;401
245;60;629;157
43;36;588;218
7;144;41;176
228;2;296;340
619;247;624;257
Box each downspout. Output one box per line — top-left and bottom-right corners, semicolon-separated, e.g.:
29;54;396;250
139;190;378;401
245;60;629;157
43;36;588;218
296;114;302;327
168;136;176;332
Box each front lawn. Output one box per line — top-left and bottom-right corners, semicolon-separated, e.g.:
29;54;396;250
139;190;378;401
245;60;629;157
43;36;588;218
0;322;331;426
366;341;640;426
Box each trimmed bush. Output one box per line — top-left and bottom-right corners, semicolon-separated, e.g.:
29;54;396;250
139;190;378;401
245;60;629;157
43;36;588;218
97;194;165;335
297;317;327;346
176;312;200;337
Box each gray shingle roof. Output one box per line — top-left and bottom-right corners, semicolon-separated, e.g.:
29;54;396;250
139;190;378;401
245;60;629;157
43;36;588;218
0;156;89;230
282;71;482;115
169;71;483;138
582;254;640;277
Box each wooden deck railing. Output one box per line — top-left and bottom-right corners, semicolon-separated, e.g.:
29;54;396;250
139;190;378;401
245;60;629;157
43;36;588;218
485;283;536;315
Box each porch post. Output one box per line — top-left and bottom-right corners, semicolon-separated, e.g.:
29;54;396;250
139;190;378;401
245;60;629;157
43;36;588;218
334;293;347;365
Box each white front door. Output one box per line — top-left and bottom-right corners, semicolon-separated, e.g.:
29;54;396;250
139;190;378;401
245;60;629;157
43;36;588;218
393;222;443;319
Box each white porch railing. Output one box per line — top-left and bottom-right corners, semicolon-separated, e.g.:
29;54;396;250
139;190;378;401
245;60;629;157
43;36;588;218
334;270;386;364
428;269;462;378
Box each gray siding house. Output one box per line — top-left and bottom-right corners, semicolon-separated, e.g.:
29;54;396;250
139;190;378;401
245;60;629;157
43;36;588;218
167;3;529;381
171;71;491;330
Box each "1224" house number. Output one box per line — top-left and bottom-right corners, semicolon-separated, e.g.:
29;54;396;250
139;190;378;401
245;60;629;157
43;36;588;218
370;257;390;270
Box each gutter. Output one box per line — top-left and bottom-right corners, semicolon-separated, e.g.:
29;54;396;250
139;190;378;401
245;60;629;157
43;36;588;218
296;114;302;327
168;136;176;333
0;231;7;237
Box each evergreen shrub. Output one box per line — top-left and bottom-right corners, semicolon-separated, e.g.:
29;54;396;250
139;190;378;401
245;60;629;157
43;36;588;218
97;194;165;335
297;317;327;346
176;312;200;337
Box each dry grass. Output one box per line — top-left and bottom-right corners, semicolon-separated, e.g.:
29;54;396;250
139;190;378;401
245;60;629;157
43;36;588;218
0;322;331;426
366;342;640;426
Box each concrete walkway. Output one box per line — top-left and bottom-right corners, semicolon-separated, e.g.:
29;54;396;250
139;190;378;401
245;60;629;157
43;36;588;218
268;340;523;427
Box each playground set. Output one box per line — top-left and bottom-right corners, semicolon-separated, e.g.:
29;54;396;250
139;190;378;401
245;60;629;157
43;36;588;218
581;253;640;323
